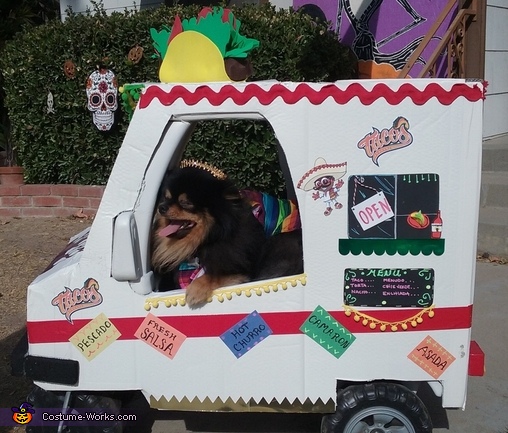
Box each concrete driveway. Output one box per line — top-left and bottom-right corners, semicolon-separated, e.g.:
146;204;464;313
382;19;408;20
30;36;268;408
443;261;508;433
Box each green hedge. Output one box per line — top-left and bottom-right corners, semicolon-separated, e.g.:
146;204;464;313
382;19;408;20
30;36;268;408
0;3;355;192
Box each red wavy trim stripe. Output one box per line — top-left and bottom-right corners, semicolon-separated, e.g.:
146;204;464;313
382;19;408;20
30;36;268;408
27;305;472;344
138;82;484;109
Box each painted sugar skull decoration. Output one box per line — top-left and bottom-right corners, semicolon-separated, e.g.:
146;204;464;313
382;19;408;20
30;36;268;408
85;68;118;131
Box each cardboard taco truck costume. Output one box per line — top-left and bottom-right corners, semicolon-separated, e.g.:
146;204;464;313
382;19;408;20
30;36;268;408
17;77;485;433
16;13;485;430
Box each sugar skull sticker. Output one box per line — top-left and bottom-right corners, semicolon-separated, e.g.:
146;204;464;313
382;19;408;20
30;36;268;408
298;158;348;216
85;68;118;131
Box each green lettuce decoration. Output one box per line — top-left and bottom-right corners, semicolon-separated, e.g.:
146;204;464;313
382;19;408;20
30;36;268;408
150;26;171;61
150;7;259;61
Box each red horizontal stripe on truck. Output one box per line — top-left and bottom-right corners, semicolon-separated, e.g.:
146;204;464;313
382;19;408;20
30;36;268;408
27;306;472;344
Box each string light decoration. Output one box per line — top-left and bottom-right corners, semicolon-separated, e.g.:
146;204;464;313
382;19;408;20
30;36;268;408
343;305;435;332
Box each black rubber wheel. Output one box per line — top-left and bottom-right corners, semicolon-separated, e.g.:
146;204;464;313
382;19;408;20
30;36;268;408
25;385;122;433
321;382;433;433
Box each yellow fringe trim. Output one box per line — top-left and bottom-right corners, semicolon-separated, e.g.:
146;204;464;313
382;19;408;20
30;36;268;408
144;274;307;311
343;305;435;332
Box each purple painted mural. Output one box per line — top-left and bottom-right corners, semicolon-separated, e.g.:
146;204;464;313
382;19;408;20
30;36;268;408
293;0;457;78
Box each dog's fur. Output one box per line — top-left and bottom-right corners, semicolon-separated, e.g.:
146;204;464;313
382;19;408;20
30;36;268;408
151;166;303;307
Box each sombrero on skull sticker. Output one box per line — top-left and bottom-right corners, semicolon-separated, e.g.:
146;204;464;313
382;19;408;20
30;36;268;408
297;158;348;191
298;158;348;216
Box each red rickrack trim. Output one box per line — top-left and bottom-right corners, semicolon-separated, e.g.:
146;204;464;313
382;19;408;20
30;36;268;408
138;82;485;110
482;80;489;99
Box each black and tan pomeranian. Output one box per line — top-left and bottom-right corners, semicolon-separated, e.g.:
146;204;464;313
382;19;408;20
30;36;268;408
151;160;303;307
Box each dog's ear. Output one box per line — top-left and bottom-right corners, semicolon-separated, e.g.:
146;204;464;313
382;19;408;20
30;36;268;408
223;192;242;201
222;185;242;203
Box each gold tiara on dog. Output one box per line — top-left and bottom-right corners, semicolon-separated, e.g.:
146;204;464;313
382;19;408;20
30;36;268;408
180;159;227;180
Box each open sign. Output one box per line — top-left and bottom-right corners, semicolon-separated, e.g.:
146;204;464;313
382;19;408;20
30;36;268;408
351;191;394;231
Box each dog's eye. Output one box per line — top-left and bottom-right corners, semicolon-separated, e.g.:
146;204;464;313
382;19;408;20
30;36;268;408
179;198;194;210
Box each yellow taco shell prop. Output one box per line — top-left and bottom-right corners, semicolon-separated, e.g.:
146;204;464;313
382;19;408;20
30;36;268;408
151;7;259;83
160;31;228;83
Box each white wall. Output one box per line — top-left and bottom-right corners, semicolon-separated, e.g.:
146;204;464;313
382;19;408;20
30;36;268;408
484;0;508;138
267;0;293;8
60;0;160;19
60;0;265;18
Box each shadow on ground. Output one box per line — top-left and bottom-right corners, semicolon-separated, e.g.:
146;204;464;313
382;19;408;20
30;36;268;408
0;327;32;433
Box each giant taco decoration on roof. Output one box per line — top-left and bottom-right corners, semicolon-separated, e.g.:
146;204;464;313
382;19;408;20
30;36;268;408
151;7;260;83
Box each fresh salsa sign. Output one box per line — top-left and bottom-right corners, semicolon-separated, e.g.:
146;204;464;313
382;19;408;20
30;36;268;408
134;313;187;360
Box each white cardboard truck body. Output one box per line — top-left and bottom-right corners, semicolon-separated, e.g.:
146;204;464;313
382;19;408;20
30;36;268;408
26;79;484;412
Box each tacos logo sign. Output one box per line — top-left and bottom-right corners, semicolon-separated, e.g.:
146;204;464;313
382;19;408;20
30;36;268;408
51;278;103;323
357;117;413;165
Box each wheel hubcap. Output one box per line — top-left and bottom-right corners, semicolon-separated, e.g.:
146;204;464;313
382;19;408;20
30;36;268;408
343;406;416;433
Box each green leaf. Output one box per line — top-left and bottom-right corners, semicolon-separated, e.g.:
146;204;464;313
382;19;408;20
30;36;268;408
150;26;170;59
182;8;230;57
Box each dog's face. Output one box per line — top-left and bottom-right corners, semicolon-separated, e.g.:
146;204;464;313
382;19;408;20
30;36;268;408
156;190;213;240
151;167;241;272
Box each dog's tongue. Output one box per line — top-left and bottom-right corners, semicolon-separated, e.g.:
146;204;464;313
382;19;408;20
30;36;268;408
158;223;182;238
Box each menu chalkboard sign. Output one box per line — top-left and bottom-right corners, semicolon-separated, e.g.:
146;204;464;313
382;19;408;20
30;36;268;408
344;268;434;307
